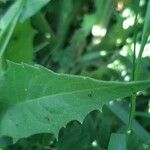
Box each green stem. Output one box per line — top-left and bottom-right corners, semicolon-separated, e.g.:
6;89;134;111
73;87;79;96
127;94;136;131
127;5;139;132
31;12;55;39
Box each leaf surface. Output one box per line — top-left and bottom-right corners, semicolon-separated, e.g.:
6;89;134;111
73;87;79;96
20;0;50;21
4;21;36;64
0;0;50;56
108;133;126;150
0;0;23;56
138;0;150;57
0;61;150;142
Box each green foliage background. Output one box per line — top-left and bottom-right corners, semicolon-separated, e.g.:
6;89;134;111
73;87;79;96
0;0;150;149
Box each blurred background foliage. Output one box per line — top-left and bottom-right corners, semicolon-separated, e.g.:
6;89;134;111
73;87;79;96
0;0;150;149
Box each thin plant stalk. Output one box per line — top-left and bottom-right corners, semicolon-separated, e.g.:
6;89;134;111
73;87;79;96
127;8;138;132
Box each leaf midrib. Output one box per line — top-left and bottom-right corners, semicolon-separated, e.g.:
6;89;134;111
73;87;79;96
11;81;150;106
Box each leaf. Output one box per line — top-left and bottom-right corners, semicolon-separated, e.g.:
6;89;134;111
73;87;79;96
20;0;51;21
50;0;84;51
58;121;88;150
138;0;150;59
136;0;150;79
0;0;50;57
106;102;150;141
0;136;13;146
81;0;113;36
0;0;23;56
4;20;36;64
135;0;150;80
108;133;126;150
6;133;55;149
0;61;150;142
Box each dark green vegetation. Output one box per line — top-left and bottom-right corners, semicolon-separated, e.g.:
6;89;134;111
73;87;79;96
0;0;150;149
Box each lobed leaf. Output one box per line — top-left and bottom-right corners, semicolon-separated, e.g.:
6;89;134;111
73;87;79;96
0;61;150;142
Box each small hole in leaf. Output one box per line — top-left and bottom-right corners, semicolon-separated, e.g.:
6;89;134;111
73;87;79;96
88;93;92;97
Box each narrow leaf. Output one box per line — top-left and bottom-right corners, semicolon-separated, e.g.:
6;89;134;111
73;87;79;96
20;0;50;21
0;0;51;57
0;0;23;56
138;0;150;59
136;0;150;80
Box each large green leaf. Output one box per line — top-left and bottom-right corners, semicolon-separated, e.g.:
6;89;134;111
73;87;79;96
0;61;150;142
